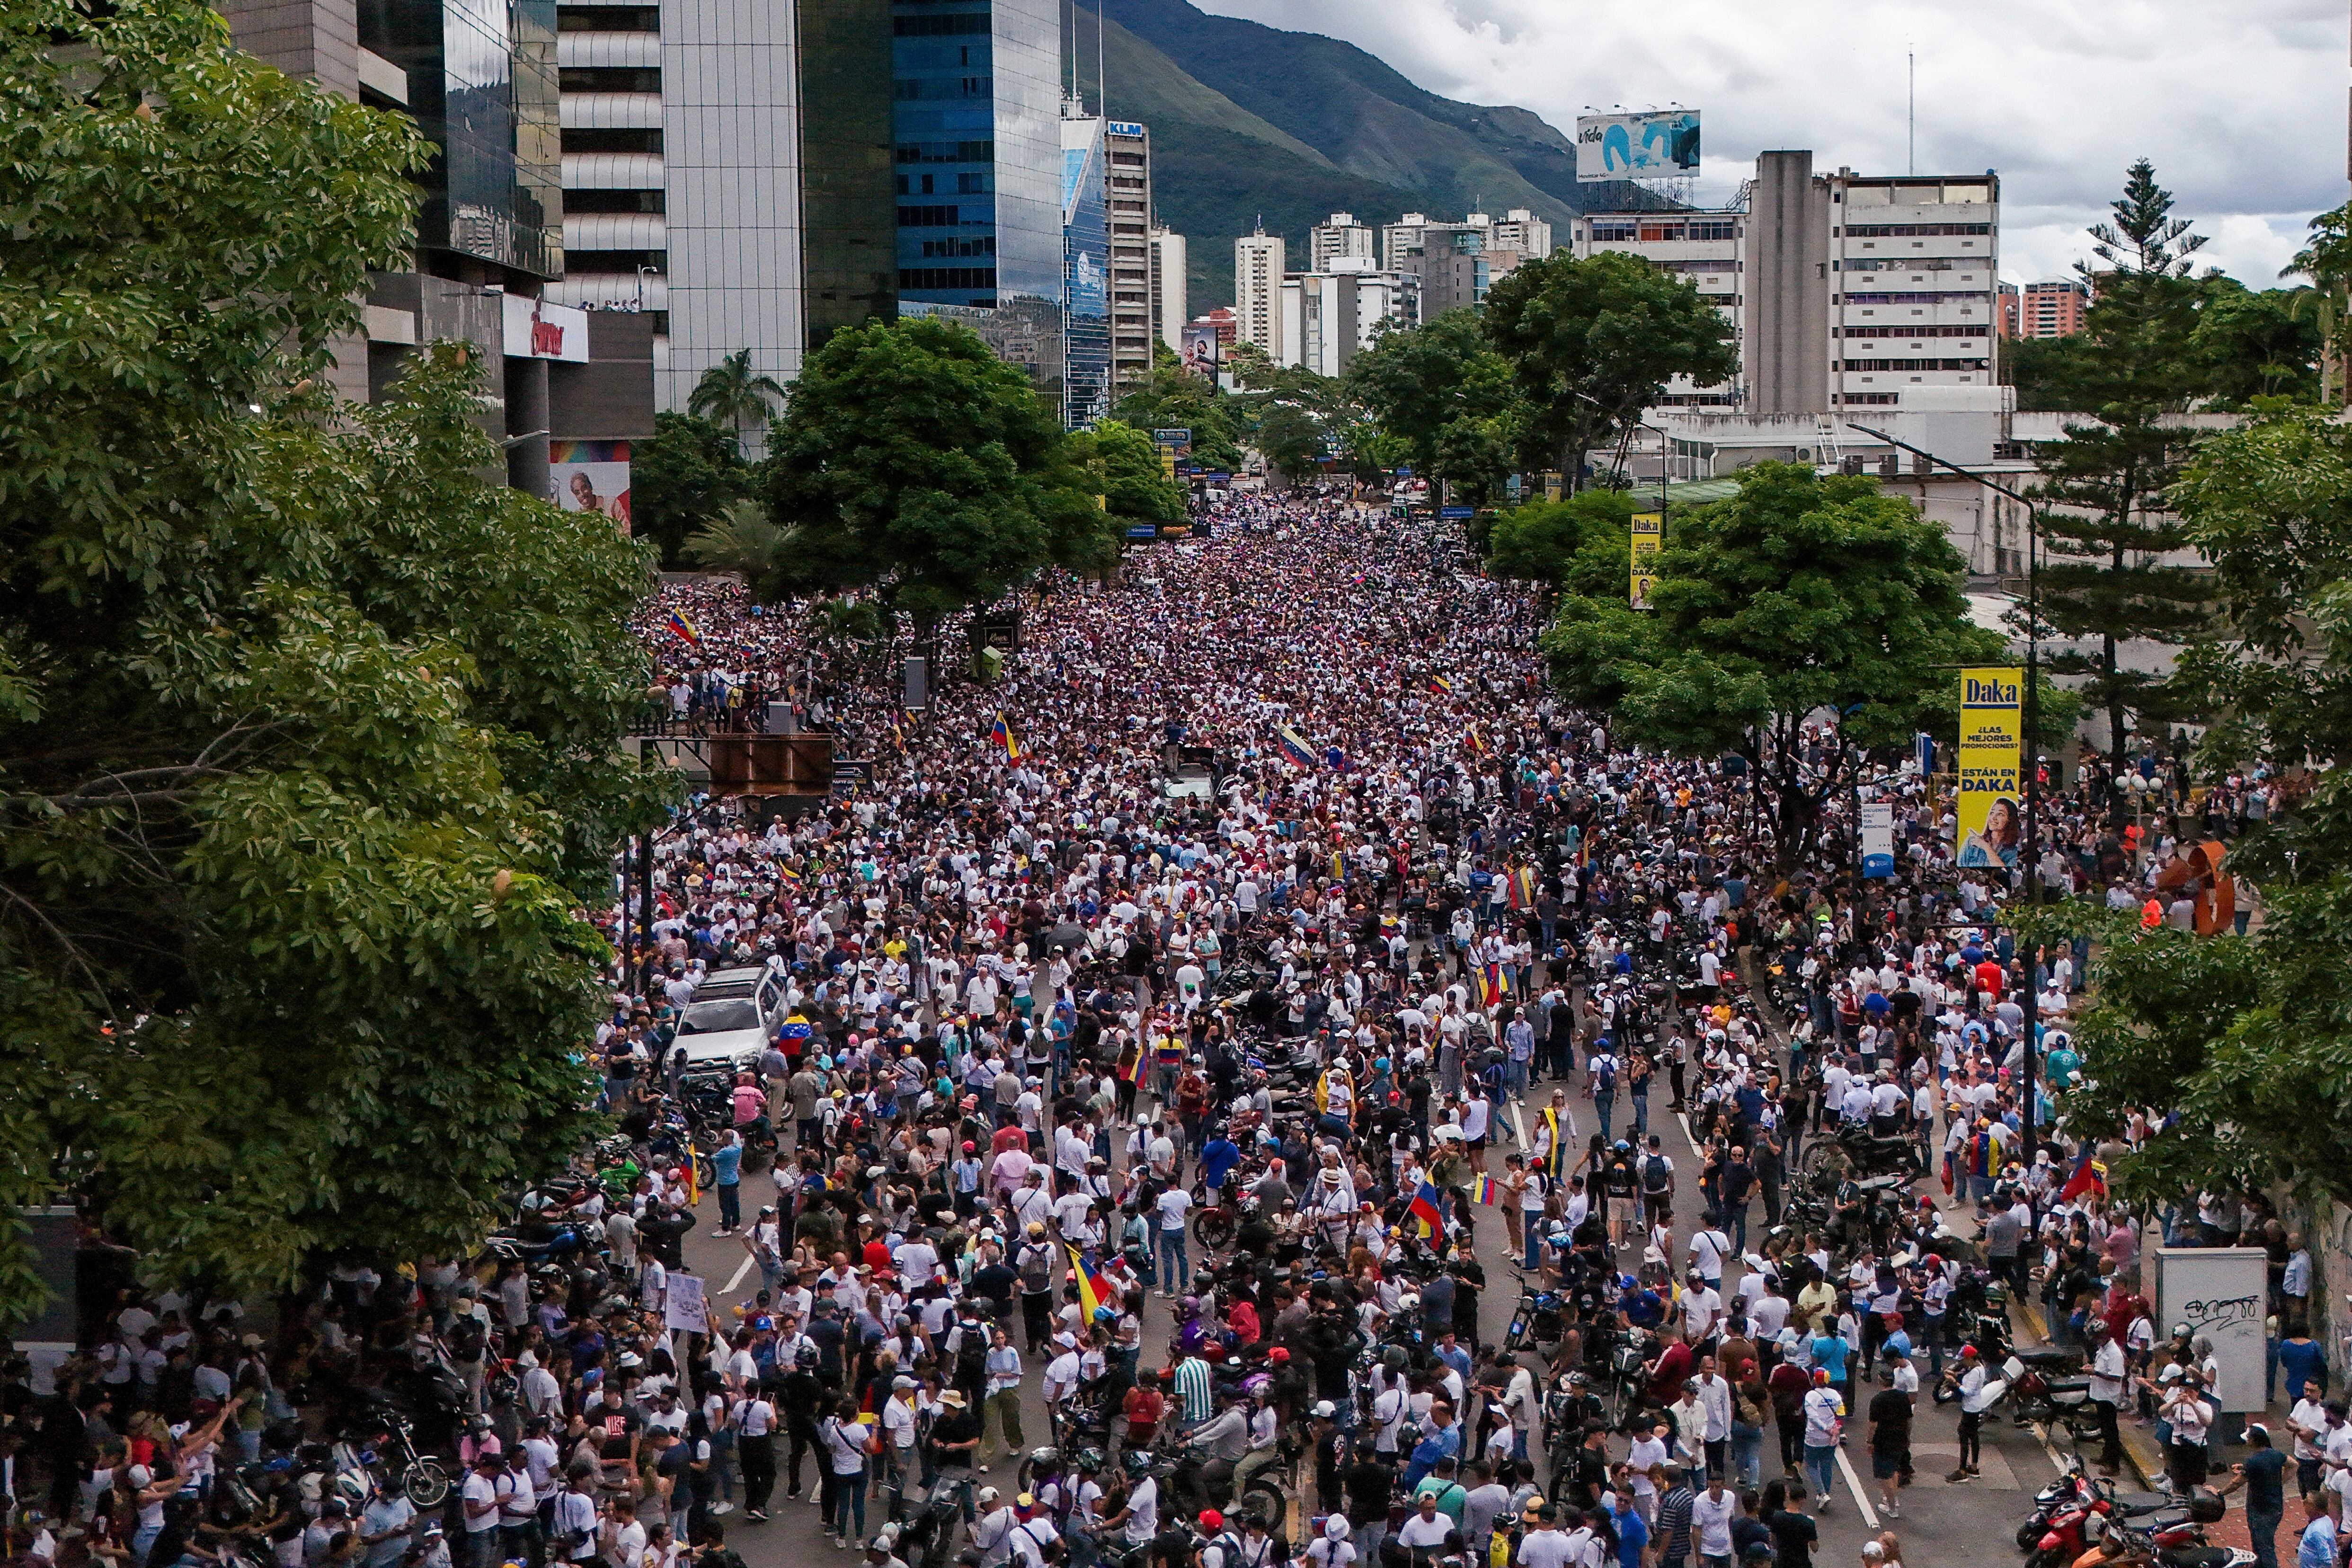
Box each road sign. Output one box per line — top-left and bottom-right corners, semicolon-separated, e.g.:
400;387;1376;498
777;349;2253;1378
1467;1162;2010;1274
1439;505;1474;519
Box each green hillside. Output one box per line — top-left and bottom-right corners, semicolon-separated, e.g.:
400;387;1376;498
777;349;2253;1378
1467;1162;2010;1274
1070;0;1643;311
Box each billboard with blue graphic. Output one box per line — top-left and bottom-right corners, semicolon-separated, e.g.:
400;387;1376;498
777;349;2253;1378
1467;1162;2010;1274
1575;110;1701;182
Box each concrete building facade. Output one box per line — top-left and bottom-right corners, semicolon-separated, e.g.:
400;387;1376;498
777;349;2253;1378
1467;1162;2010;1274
1104;119;1156;391
1234;228;1285;360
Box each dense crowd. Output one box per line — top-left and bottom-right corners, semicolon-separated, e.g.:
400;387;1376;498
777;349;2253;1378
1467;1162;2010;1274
7;493;2318;1568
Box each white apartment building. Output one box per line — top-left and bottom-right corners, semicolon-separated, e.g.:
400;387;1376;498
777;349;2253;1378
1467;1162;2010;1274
1486;207;1553;261
1152;226;1187;354
1568;211;1742;406
1569;150;1997;415
1310;212;1375;272
1234;227;1286;360
1276;257;1416;376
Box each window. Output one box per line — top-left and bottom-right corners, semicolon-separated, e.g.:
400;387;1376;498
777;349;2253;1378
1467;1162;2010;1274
1638;221;1684;242
562;127;660;153
1589;220;1639;242
1843;223;1994;238
897;204;959;227
558;5;656;28
957;172;988;194
893;11;989;34
899;266;998;290
896;141;993;164
560;67;660;92
564;188;663;213
564;248;665;272
1689;220;1738;241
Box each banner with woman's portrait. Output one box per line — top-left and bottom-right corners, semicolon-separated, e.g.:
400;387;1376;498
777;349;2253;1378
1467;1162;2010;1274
550;439;631;532
1955;665;2023;869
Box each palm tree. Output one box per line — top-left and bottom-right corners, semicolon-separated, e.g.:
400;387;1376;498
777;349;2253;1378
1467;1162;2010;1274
687;349;788;454
682;499;785;578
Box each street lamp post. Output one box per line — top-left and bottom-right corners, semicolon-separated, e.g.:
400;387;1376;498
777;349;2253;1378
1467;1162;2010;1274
1849;423;2046;1183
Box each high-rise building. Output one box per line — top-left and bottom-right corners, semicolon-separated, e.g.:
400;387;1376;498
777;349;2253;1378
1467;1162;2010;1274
1151;226;1187;354
1574;149;1999;414
1276;261;1417;377
1060;109;1111;428
1234;227;1285;360
1997;278;2087;339
1386;217;1519;319
1487;207;1553;261
1103;119;1155;392
222;0;656;505
798;0;899;346
1310;212;1374;273
892;0;1065;406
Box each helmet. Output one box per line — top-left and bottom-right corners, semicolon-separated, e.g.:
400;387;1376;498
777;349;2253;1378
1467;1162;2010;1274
1074;1448;1106;1474
796;1344;820;1371
1382;1346;1408;1373
1027;1447;1061;1472
331;1472;369;1509
1613;1140;1632;1153
1266;1347;1290;1365
1123;1451;1155;1478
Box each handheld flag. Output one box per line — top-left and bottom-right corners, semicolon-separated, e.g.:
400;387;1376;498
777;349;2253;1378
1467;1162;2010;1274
1277;726;1318;769
1465;726;1489;758
1541;1107;1568;1180
990;713;1022;762
1067;1244;1114;1321
1429;675;1454;695
1473;1175;1500;1207
1408;1180;1443;1238
2057;1149;2107;1204
664;610;703;647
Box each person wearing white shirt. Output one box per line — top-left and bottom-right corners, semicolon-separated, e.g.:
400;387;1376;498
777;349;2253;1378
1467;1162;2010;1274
1689;1477;1738;1562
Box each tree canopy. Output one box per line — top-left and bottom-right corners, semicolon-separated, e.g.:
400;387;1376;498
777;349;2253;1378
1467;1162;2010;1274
1345;310;1523;505
1541;465;1999;869
760;318;1123;623
1481;490;1636;596
0;0;662;1316
1110;360;1244;472
632;411;754;568
1483;251;1738;490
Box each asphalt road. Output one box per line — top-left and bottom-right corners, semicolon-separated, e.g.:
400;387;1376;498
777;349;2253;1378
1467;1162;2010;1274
663;1060;2065;1568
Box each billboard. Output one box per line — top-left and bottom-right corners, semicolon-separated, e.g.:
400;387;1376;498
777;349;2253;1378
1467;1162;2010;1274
1860;801;1894;879
1954;666;2023;869
502;293;590;362
550;439;631;532
1629;511;1662;608
1180;321;1221;375
1576;110;1702;182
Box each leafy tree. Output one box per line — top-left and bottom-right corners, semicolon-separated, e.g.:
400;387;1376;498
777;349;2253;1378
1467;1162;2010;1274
2032;162;2215;771
687;348;788;455
1483;251;1737;491
761;318;1116;625
2045;404;2352;1207
1253;400;1329;481
1109;362;1244;472
1541;464;1998;870
632;411;753;567
1346;311;1524;505
2189;278;2321;406
1078;420;1188;525
0;0;663;1316
1482;491;1635;590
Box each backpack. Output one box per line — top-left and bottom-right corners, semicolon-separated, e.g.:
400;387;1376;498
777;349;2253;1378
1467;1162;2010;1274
955;1324;988;1385
1642;1153;1672;1195
1592;1057;1617;1093
1020;1243;1055;1294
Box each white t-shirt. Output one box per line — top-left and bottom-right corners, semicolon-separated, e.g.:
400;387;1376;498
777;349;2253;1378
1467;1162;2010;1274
1155;1187;1193;1232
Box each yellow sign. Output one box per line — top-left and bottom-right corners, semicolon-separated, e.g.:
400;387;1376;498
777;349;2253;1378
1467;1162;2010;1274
1629;512;1663;609
1955;666;2024;870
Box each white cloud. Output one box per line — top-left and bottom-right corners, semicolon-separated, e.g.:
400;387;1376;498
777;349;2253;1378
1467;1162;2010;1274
1190;0;2346;288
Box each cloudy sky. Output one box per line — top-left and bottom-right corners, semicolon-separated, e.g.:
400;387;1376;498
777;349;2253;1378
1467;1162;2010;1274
1193;0;2346;289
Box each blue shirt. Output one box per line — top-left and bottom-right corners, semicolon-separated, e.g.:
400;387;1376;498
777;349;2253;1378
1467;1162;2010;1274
1811;1334;1848;1381
712;1143;743;1186
1612;1505;1649;1568
2299;1515;2336;1568
1200;1139;1241;1190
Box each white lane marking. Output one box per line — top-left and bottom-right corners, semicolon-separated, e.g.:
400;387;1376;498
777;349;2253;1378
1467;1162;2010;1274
1834;1445;1883;1529
724;1250;756;1293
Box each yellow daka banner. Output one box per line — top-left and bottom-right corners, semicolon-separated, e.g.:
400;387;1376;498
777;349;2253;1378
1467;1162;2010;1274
1955;665;2024;870
1629;511;1662;609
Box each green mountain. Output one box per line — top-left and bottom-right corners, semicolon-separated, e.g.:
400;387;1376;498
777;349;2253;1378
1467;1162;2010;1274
1070;0;1641;311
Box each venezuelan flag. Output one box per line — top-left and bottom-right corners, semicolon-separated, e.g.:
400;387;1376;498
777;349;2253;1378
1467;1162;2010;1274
990;713;1022;762
1408;1180;1443;1238
1068;1244;1115;1321
1277;726;1317;769
1473;1175;1500;1207
665;610;702;647
1429;675;1453;694
1465;726;1488;757
1484;960;1510;1000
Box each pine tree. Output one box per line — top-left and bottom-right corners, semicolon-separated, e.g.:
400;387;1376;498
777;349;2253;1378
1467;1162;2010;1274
2032;161;2214;771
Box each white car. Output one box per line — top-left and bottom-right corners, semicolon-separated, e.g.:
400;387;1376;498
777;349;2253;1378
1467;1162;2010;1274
669;968;787;1083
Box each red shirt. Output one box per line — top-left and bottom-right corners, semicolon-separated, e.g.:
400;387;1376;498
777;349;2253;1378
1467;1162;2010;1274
1648;1339;1695;1406
1973;960;2005;997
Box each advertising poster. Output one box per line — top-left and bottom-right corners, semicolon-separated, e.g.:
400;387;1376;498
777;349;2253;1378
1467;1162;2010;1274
1629;512;1663;609
1576;110;1703;182
1860;801;1894;879
1954;666;2024;868
550;440;631;532
1180;322;1220;375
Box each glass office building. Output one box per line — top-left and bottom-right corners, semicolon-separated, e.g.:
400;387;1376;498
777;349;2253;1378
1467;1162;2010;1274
363;0;563;279
1060;114;1109;428
891;0;1065;413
